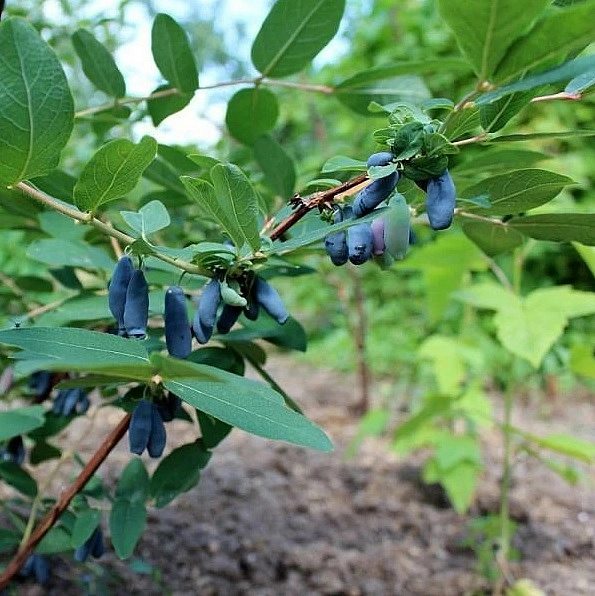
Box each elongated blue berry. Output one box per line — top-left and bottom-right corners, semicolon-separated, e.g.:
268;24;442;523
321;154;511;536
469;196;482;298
347;222;373;265
352;153;398;218
90;527;105;558
254;277;289;324
164;286;192;359
370;217;386;256
217;303;243;334
61;388;88;416
426;169;456;230
123;269;149;339
34;555;50;585
147;406;166;458
129;399;153;455
20;554;49;585
74;527;104;562
29;370;53;400
156;392;181;423
243;296;260;321
324;207;348;266
108;256;134;335
192;279;221;344
366;151;394;167
0;436;25;466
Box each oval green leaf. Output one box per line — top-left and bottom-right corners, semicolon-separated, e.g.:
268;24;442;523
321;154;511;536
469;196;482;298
225;87;279;145
0;18;74;186
72;28;126;98
462;169;574;215
253;134;296;198
151;13;198;93
251;0;345;78
74;135;158;212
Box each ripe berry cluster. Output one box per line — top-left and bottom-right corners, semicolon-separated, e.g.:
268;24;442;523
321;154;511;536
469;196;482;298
325;152;456;266
107;254;290;459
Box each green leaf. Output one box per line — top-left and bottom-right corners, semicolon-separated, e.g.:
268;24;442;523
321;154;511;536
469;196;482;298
477;54;595;104
196;411;233;449
121;199;171;238
71;509;102;548
71;28;126;97
418;336;468;397
392;395;452;454
565;66;595;94
34;294;111;327
454;149;547;174
573;242;595;276
0;529;20;554
225;316;307;352
36;526;72;554
493;130;595;143
182;163;261;252
151;13;198;93
115;458;150;502
31;170;77;204
441;107;481;141
459;285;595;368
508;213;595;245
147;85;193;126
164;371;332;452
493;1;595;82
0;462;37;497
29;440;61;465
461;219;526;256
225;87;279;146
253;134;296;198
150;441;211;508
251;0;345;78
402;233;487;323
462;169;574;215
437;0;551;80
0;405;45;441
74;136;158;212
336;74;430;115
321;155;366;173
570;345;595;379
526;432;595;463
0;327;153;380
109;498;146;559
479;91;533;133
336;59;470;94
454;281;515;312
27;239;114;270
0;18;74;186
427;458;480;514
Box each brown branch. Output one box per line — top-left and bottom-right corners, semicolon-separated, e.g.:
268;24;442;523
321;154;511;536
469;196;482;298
269;172;369;241
0;412;132;590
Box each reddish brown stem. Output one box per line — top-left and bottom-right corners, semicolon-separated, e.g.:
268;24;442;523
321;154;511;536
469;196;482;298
269;172;369;241
0;413;132;590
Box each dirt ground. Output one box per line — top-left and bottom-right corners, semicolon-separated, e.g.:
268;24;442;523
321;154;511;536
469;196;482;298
7;354;595;596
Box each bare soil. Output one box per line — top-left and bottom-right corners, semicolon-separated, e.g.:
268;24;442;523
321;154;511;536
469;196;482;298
8;355;595;595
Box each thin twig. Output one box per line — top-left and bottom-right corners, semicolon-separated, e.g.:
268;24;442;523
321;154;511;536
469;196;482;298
0;413;132;590
262;78;334;94
75;87;182;118
269;172;368;241
452;133;489;147
530;91;581;103
15;182;209;276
